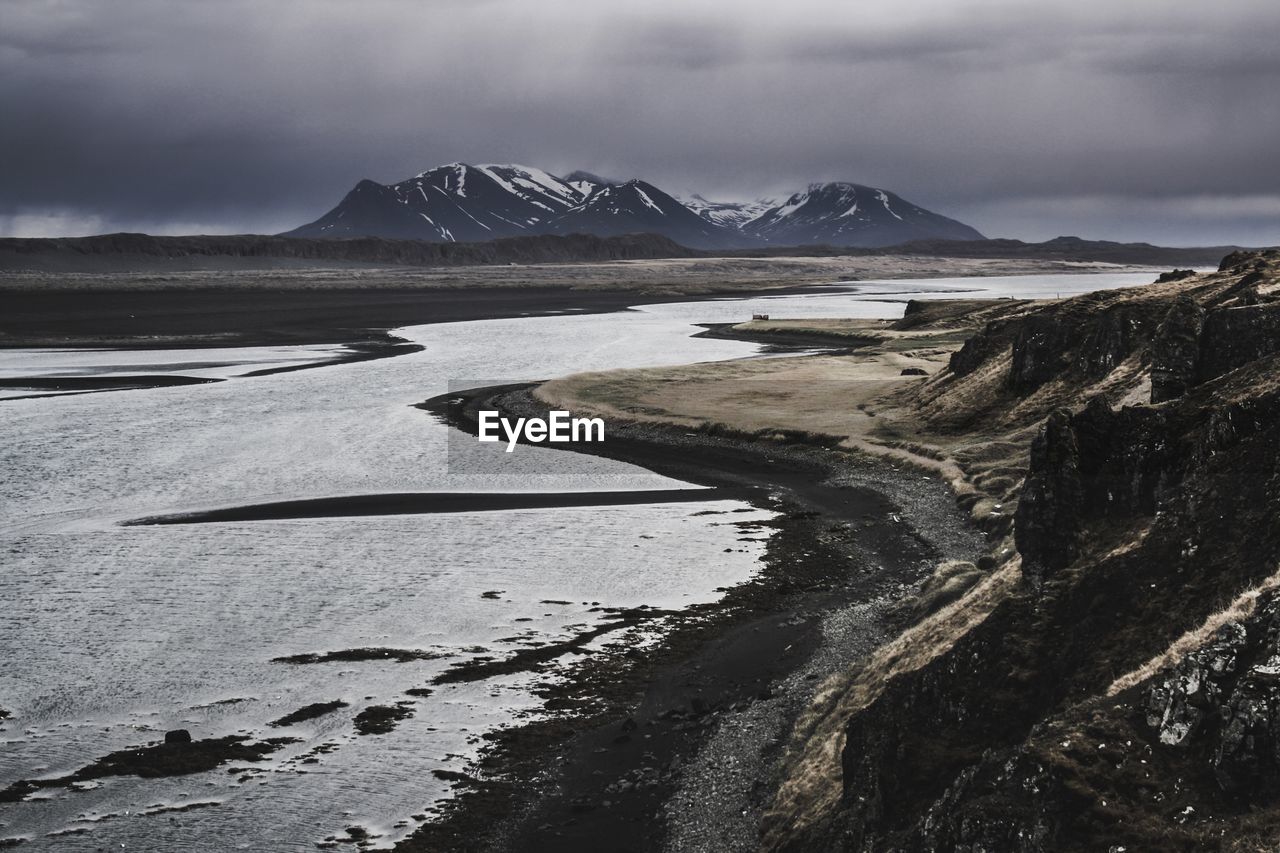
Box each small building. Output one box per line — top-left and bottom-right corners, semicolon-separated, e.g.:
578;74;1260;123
752;313;770;321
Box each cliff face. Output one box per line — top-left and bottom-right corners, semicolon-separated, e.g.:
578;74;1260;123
765;250;1280;851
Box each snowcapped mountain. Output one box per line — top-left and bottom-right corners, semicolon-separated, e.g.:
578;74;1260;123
285;164;984;250
286;163;598;243
549;181;747;249
744;182;985;247
561;170;612;198
681;194;778;229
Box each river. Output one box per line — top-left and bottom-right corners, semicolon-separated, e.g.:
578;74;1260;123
0;271;1153;850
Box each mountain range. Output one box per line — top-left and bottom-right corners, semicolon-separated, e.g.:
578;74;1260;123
283;163;985;249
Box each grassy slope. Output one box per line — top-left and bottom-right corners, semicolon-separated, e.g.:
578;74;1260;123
539;250;1280;850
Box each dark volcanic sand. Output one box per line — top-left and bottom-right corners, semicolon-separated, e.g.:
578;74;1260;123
398;385;983;853
126;488;738;524
2;283;977;850
0;336;423;400
0;285;835;349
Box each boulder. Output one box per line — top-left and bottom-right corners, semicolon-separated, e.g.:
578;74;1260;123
1144;592;1280;795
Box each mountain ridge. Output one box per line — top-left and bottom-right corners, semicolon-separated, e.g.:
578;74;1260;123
746;182;984;246
284;162;985;249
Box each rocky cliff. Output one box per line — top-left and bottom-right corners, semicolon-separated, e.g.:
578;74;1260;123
764;250;1280;850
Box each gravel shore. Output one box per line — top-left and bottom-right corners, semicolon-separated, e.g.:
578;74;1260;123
400;385;984;852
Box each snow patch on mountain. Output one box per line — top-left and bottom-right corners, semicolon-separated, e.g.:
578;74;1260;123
285;165;984;249
681;194;778;229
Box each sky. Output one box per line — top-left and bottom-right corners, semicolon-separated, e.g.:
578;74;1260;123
2;0;1278;246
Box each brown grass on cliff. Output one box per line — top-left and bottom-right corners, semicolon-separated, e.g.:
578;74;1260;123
760;559;1022;849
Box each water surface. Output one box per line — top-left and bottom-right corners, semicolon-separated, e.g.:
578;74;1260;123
0;271;1157;849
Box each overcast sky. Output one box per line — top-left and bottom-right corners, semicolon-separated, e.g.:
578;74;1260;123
2;0;1278;245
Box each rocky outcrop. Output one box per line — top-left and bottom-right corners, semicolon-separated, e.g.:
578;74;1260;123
1007;298;1165;394
1015;395;1188;583
1009;314;1077;392
1014;409;1083;582
1197;303;1280;387
1074;305;1146;379
1146;592;1280;794
766;252;1280;852
946;254;1278;409
1151;296;1206;402
1152;298;1280;403
910;588;1280;851
947;324;1004;377
950;298;1155;394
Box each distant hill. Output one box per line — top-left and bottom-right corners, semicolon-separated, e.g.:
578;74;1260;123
284;161;985;249
0;232;697;273
878;235;1247;266
0;232;1257;274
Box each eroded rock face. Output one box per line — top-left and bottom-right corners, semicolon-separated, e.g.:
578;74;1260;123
1002;298;1162;395
1069;397;1181;516
762;253;1280;853
1144;594;1280;795
1146;622;1247;747
945;254;1278;405
1014;409;1083;582
1197;303;1280;388
914;747;1071;853
1152;298;1280;404
1009;315;1076;393
1151;296;1205;403
1074;306;1145;380
948;320;1014;378
947;331;991;377
1014;398;1184;585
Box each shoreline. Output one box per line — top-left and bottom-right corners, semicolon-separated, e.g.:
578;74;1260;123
0;333;423;400
0;285;806;350
0;258;1146;350
124;488;738;524
692;321;881;351
399;383;983;852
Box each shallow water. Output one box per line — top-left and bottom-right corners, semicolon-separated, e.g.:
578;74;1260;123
0;271;1157;849
0;343;360;400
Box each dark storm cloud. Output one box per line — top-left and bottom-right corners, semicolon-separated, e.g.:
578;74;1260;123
1;0;1278;245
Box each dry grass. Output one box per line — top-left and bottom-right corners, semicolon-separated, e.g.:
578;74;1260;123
536;353;936;440
911;560;984;616
534;314;1042;849
760;559;1023;850
535;319;968;455
734;318;892;338
535;275;1280;845
1106;564;1280;696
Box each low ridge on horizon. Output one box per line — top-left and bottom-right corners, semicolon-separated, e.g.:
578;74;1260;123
283;162;986;250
